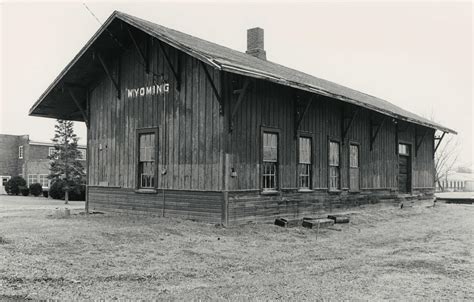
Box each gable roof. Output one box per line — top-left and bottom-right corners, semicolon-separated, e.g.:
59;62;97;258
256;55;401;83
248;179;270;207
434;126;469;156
29;10;456;134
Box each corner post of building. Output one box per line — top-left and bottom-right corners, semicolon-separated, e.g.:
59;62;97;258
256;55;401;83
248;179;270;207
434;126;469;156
85;90;90;214
221;71;230;226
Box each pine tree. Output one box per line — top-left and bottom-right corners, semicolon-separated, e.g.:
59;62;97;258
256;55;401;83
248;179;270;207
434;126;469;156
48;120;85;204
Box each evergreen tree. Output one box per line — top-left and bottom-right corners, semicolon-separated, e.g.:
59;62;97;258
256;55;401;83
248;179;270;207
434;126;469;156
48;120;85;204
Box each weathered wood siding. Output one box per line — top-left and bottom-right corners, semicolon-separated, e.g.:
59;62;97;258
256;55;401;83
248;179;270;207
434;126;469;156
226;74;435;192
88;36;223;191
89;186;223;223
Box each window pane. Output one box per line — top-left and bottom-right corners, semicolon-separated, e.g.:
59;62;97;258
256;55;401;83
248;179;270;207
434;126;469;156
299;137;311;164
262;162;277;190
350;145;359;168
329;141;339;166
399;143;410;156
138;133;156;188
263;132;278;162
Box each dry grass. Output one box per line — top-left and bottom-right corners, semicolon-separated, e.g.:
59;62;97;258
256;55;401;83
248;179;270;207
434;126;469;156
0;195;472;300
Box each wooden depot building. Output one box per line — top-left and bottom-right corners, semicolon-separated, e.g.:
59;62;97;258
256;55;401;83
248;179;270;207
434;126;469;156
29;11;456;225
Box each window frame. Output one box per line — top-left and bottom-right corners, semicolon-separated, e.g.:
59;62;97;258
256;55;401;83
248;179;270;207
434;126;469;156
260;126;281;193
38;174;49;187
27;174;37;186
48;147;55;158
79;149;87;160
135;128;159;191
18;146;23;159
327;138;341;191
297;132;314;191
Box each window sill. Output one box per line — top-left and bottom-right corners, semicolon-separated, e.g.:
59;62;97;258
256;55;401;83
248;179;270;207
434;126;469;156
260;190;279;196
298;189;314;193
135;189;157;194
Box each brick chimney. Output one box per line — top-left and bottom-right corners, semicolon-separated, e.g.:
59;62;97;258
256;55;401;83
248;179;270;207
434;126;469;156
246;27;266;60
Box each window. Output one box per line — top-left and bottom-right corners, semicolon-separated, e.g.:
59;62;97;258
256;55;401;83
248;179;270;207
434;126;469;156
48;147;55;157
28;174;37;185
38;174;49;187
349;144;360;191
399;143;410;156
298;137;312;189
18;146;23;159
329;141;340;190
262;132;278;191
79;149;86;160
350;144;359;168
138;132;156;189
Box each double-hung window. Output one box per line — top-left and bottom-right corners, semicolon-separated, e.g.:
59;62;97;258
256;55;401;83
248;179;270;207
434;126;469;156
48;147;55;158
38;174;49;187
28;174;37;186
138;132;156;189
298;137;312;190
262;132;278;191
329;141;340;190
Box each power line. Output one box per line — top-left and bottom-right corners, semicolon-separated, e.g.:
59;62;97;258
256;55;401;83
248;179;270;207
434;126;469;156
80;3;165;81
82;3;103;26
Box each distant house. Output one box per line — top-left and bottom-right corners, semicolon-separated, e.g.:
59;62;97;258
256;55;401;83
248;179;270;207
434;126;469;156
29;11;455;224
0;134;86;194
437;172;474;192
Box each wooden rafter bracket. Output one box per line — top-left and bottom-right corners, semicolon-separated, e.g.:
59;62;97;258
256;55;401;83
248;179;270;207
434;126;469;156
294;95;314;138
96;52;121;99
434;131;446;153
370;117;386;151
229;79;251;132
341;107;360;142
126;25;149;74
200;61;223;114
415;127;428;157
157;40;180;90
67;88;89;127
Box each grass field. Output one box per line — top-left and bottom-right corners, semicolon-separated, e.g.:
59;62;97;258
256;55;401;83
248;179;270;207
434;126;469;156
0;195;472;300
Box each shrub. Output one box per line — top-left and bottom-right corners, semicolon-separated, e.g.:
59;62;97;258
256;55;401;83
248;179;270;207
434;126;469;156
43;190;49;198
20;186;30;196
29;183;43;197
49;180;85;201
5;176;26;195
49;180;65;200
69;185;86;201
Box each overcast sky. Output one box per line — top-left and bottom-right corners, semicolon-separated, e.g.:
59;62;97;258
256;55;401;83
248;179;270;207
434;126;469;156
1;1;472;165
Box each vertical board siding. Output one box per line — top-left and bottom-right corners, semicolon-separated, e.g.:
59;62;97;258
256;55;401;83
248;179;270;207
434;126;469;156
87;33;436;223
88;37;223;191
227;75;435;193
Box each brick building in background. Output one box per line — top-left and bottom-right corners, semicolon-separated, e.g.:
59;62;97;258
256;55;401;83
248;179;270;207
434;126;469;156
0;134;86;194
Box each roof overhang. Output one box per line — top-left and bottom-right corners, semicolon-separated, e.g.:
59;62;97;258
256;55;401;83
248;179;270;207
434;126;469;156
29;11;456;135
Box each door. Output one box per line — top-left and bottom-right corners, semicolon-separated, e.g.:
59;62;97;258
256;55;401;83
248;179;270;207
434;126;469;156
0;176;11;195
398;144;411;193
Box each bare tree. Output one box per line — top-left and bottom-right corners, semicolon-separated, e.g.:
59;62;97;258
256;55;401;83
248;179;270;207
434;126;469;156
434;134;460;191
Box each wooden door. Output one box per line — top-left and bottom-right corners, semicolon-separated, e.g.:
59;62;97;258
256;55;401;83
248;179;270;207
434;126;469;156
398;144;411;193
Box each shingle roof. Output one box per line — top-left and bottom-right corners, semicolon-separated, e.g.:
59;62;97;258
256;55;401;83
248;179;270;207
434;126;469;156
30;10;456;134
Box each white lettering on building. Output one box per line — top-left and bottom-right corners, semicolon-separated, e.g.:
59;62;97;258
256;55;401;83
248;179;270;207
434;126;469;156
126;83;170;99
